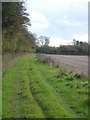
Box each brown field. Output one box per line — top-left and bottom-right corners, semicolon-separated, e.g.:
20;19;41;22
37;54;88;76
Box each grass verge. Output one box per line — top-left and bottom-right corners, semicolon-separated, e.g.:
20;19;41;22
2;54;88;118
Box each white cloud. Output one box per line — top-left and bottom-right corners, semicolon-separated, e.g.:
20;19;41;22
72;34;88;42
56;0;89;5
49;36;72;47
30;10;50;29
49;34;88;47
26;0;88;45
57;16;70;26
26;0;88;11
30;23;48;29
57;16;82;27
30;11;49;24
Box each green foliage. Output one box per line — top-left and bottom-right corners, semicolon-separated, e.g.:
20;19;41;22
34;56;88;118
2;2;30;29
36;41;89;55
2;54;88;118
2;55;45;118
2;2;36;53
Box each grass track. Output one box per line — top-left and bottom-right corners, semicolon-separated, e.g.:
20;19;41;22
2;54;88;118
3;55;45;118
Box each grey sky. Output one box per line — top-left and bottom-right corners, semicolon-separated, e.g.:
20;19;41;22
26;0;88;46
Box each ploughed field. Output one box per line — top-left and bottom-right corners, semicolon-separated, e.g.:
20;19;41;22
2;54;88;118
39;54;88;76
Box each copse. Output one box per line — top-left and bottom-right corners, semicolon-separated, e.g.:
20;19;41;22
2;2;36;53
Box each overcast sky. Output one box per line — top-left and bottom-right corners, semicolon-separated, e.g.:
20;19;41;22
26;0;88;47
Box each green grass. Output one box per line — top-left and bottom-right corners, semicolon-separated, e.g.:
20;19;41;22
2;55;45;118
2;54;88;118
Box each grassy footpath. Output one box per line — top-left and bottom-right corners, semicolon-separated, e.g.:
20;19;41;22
2;55;45;118
2;54;88;118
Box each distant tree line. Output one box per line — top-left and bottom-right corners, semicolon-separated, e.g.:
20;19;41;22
36;38;89;55
2;2;36;53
